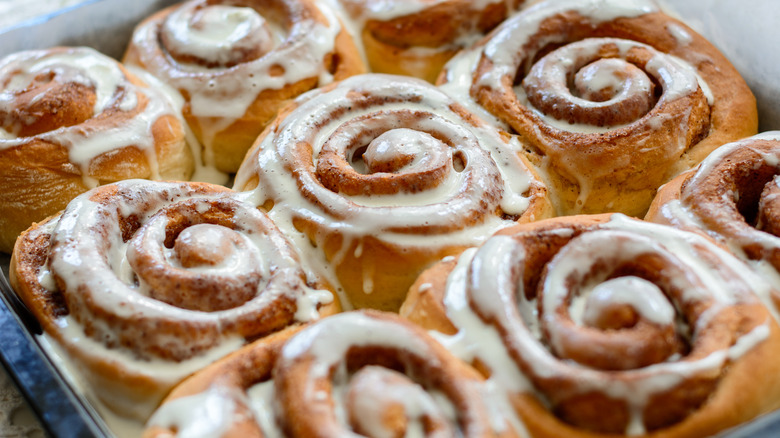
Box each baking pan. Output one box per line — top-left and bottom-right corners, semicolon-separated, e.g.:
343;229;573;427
0;255;110;438
1;0;780;436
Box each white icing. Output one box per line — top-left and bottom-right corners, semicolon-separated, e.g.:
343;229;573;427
50;314;244;421
439;0;712;133
685;132;780;195
436;0;713;215
278;312;516;437
36;333;145;438
439;47;508;129
0;47;179;186
656;132;780;322
125;65;229;185
233;74;542;306
246;380;284;438
151;379;286;438
163;5;277;68
50;180;322;335
666;22;693;46
282;312;430;363
127;0;344;167
512;38;701;132
27;179;335;423
280;313;438;438
478;0;658;89
348;367;455;438
573;276;676;327
147;386;243;438
433;213;775;435
0;50;134;114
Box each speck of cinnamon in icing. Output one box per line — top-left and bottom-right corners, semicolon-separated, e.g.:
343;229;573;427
125;65;229;185
234;74;541;307
31;180;336;420
659;132;780;321
127;0;345;168
440;0;711;134
321;0;521;65
0;48;176;187
432;214;774;435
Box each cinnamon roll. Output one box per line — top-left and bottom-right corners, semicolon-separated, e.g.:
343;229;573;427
401;214;780;437
234;73;553;311
145;310;519;437
647;131;780;310
0;46;193;253
10;180;339;420
327;0;525;83
123;0;365;174
438;0;757;217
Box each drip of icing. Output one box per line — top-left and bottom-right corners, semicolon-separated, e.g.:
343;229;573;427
0;48;178;186
435;214;775;435
233;74;541;306
127;1;344;163
246;380;284;438
125;65;229;185
440;0;711;137
147;386;243;438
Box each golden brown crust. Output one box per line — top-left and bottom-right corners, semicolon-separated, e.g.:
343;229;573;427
401;213;780;437
0;47;193;253
234;74;553;312
646;135;780;312
143;327;300;438
123;0;366;173
439;4;757;217
400;255;459;335
511;323;780;438
273;310;518;437
344;0;524;83
10;180;340;420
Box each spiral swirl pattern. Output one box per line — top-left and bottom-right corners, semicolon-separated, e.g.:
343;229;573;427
144;312;517;437
402;214;780;436
143;329;294;438
124;0;365;173
335;0;524;82
438;0;757;217
234;73;552;311
647;132;780;309
274;311;513;437
0;46;192;252
11;180;337;418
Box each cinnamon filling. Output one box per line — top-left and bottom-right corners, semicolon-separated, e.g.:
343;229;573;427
161;2;277;68
522;39;661;127
0;71;96;137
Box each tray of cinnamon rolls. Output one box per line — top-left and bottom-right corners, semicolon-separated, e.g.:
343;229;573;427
1;0;780;437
